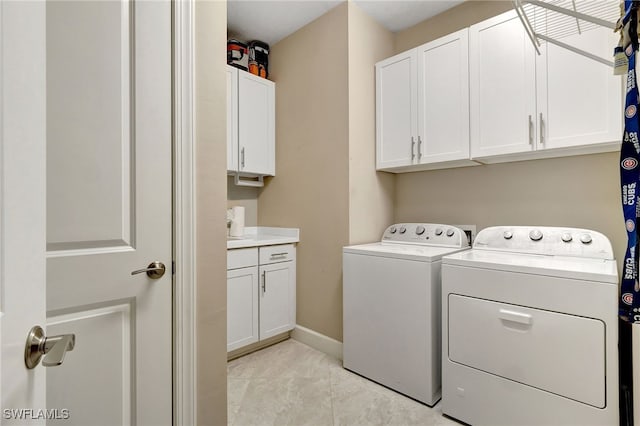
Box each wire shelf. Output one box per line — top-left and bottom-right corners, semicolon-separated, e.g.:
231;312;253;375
513;0;620;67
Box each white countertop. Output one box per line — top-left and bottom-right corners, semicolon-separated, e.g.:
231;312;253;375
227;227;300;249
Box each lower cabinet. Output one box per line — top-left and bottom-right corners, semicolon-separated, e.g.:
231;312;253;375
227;244;296;352
227;266;260;351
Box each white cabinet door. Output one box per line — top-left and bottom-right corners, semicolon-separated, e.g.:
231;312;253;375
537;27;622;150
376;50;418;169
470;11;537;158
259;262;296;340
227;66;239;172
417;28;470;164
227;267;259;351
238;71;275;176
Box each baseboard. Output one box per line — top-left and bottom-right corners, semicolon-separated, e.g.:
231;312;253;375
291;325;343;361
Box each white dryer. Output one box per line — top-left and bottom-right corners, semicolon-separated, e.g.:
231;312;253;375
343;223;469;405
441;226;619;426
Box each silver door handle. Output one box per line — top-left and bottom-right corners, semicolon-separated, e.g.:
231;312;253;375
417;136;422;160
262;271;266;293
270;253;288;259
131;261;166;279
528;115;534;146
25;325;76;369
539;113;545;146
241;147;245;168
411;137;416;160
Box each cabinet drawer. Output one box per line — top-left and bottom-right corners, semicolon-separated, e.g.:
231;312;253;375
259;244;296;264
227;248;258;270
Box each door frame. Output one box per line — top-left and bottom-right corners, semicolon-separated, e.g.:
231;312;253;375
174;0;197;424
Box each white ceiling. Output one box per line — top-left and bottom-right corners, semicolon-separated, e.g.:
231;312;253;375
227;0;465;46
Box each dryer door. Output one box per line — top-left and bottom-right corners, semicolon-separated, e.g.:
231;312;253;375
448;294;606;408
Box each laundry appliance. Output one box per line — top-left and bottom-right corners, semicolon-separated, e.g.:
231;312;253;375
343;223;470;405
441;226;618;426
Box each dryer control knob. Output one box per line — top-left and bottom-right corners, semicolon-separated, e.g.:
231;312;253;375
416;225;425;235
561;233;573;243
389;226;397;234
399;226;407;234
529;229;543;241
503;231;513;240
435;228;443;236
580;233;593;244
446;229;455;237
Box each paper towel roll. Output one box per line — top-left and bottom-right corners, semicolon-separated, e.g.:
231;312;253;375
229;206;245;237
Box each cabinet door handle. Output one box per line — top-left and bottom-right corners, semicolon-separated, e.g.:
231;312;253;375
411;137;416;161
261;271;266;293
539;113;545;146
417;136;422;160
241;147;245;168
528;115;533;146
270;253;288;259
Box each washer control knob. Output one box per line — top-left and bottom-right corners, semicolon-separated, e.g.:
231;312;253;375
435;228;443;236
529;229;543;241
580;233;593;244
399;226;407;234
503;231;513;240
389;226;397;234
446;229;455;237
561;233;572;243
416;225;425;235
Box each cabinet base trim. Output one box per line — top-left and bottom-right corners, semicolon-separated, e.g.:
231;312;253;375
227;332;290;361
291;325;343;361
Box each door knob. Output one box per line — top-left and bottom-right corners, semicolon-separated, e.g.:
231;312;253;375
131;261;166;279
24;325;75;369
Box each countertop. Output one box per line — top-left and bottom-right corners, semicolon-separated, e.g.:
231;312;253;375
227;227;300;249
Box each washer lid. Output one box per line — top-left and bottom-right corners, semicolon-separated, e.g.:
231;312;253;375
344;242;469;262
443;249;618;283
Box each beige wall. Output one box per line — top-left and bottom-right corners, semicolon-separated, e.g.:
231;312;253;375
394;1;511;53
227;177;258;226
195;1;227;424
395;154;625;266
347;2;395;245
259;3;350;341
393;1;625;271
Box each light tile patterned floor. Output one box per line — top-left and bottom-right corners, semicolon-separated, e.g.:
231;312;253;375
227;339;464;426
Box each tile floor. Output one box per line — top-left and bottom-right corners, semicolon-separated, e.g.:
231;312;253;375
227;339;463;426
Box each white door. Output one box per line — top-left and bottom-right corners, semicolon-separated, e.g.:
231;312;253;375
537;26;622;150
227;267;259;352
416;28;470;164
40;1;171;425
1;1;48;420
375;50;418;169
238;71;275;176
227;66;239;173
259;262;296;340
469;11;537;158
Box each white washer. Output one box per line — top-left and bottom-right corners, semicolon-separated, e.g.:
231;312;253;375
441;226;619;426
343;223;470;405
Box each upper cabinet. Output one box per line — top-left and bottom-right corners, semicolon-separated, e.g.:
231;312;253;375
227;65;275;181
375;50;417;169
417;29;472;166
376;10;622;172
469;10;622;162
376;29;475;172
537;26;621;151
469;12;537;158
